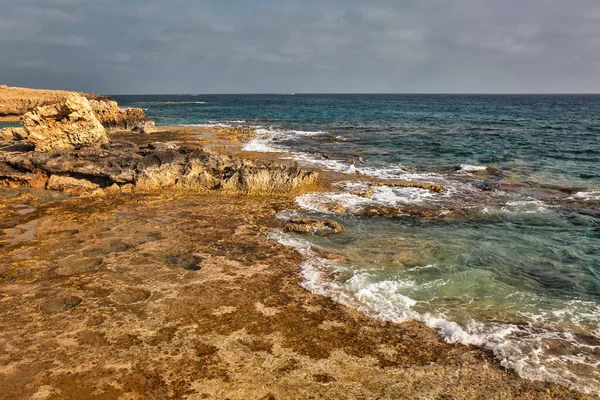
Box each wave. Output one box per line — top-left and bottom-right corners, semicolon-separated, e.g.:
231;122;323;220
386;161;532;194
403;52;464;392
242;138;283;153
295;183;436;214
269;231;600;395
241;127;328;153
569;191;600;201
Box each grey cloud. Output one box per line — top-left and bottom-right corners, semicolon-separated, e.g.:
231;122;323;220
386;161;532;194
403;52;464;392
0;0;598;94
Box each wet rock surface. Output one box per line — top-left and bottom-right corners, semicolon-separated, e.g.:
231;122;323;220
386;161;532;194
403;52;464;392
285;217;344;235
0;190;588;399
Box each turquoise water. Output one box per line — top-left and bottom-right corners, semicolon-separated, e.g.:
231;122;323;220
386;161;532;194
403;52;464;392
0;122;21;129
114;94;600;393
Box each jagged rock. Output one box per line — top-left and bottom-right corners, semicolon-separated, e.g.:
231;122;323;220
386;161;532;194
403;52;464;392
88;100;155;133
285;217;344;235
20;94;109;152
0;141;318;196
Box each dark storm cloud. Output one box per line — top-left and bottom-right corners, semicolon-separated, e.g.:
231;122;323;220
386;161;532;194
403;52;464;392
0;0;599;94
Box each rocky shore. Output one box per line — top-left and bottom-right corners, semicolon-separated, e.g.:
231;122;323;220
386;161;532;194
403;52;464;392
0;85;155;133
0;91;593;399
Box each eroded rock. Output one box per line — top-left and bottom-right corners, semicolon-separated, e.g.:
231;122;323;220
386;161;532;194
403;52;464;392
0;85;155;133
88;99;155;133
21;94;109;152
0;141;318;195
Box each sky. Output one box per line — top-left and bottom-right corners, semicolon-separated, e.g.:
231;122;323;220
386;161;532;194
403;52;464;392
0;0;599;94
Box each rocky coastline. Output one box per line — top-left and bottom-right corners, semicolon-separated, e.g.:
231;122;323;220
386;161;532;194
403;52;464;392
0;89;593;399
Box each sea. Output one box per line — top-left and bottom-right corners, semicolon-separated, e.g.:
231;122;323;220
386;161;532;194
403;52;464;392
113;93;600;394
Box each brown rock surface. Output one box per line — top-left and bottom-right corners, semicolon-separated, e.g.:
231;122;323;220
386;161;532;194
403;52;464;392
285;216;344;234
46;175;100;194
0;190;589;399
0;138;318;195
20;94;109;152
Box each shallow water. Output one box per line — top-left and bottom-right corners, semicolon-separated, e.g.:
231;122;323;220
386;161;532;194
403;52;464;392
115;93;600;393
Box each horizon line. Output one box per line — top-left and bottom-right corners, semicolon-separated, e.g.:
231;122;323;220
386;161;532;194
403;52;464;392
108;92;600;96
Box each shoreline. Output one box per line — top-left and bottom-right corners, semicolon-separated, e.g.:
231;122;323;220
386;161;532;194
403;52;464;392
0;125;595;398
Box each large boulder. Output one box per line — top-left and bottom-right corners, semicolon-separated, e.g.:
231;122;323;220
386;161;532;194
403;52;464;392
20;94;109;153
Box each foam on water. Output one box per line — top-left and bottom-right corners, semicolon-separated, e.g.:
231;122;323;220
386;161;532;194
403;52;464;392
242;138;284;153
569;191;600;201
269;230;600;394
459;164;488;172
295;184;435;214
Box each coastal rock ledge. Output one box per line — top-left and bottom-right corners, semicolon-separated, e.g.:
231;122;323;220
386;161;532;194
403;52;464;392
0;141;318;195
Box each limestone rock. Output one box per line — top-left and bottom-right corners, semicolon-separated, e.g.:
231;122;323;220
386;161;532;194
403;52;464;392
0;127;26;142
46;175;100;194
285;217;344;235
21;94;109;152
0;85;155;134
88;100;155;133
0;85;111;116
0;141;318;196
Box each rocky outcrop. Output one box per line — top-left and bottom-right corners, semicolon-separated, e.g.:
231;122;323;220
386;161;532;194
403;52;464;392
19;94;109;152
0;85;154;133
285;217;344;235
0;85;111;116
0;140;318;195
88;99;155;133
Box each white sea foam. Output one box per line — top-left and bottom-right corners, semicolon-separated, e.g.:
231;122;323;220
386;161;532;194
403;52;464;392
569;191;600;201
502;199;551;214
207;120;246;124
295;185;435;214
242;138;283;153
181;123;233;128
459;164;488;172
269;230;600;394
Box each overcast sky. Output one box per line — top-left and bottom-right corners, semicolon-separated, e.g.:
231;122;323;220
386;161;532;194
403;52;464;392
1;0;599;94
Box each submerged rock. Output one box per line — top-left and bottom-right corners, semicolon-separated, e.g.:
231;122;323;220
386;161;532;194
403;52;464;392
20;94;109;152
285;217;344;235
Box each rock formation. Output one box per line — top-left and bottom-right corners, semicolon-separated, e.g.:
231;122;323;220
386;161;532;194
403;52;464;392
88;99;155;133
19;94;109;152
0;85;111;116
0;140;318;195
0;85;154;133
